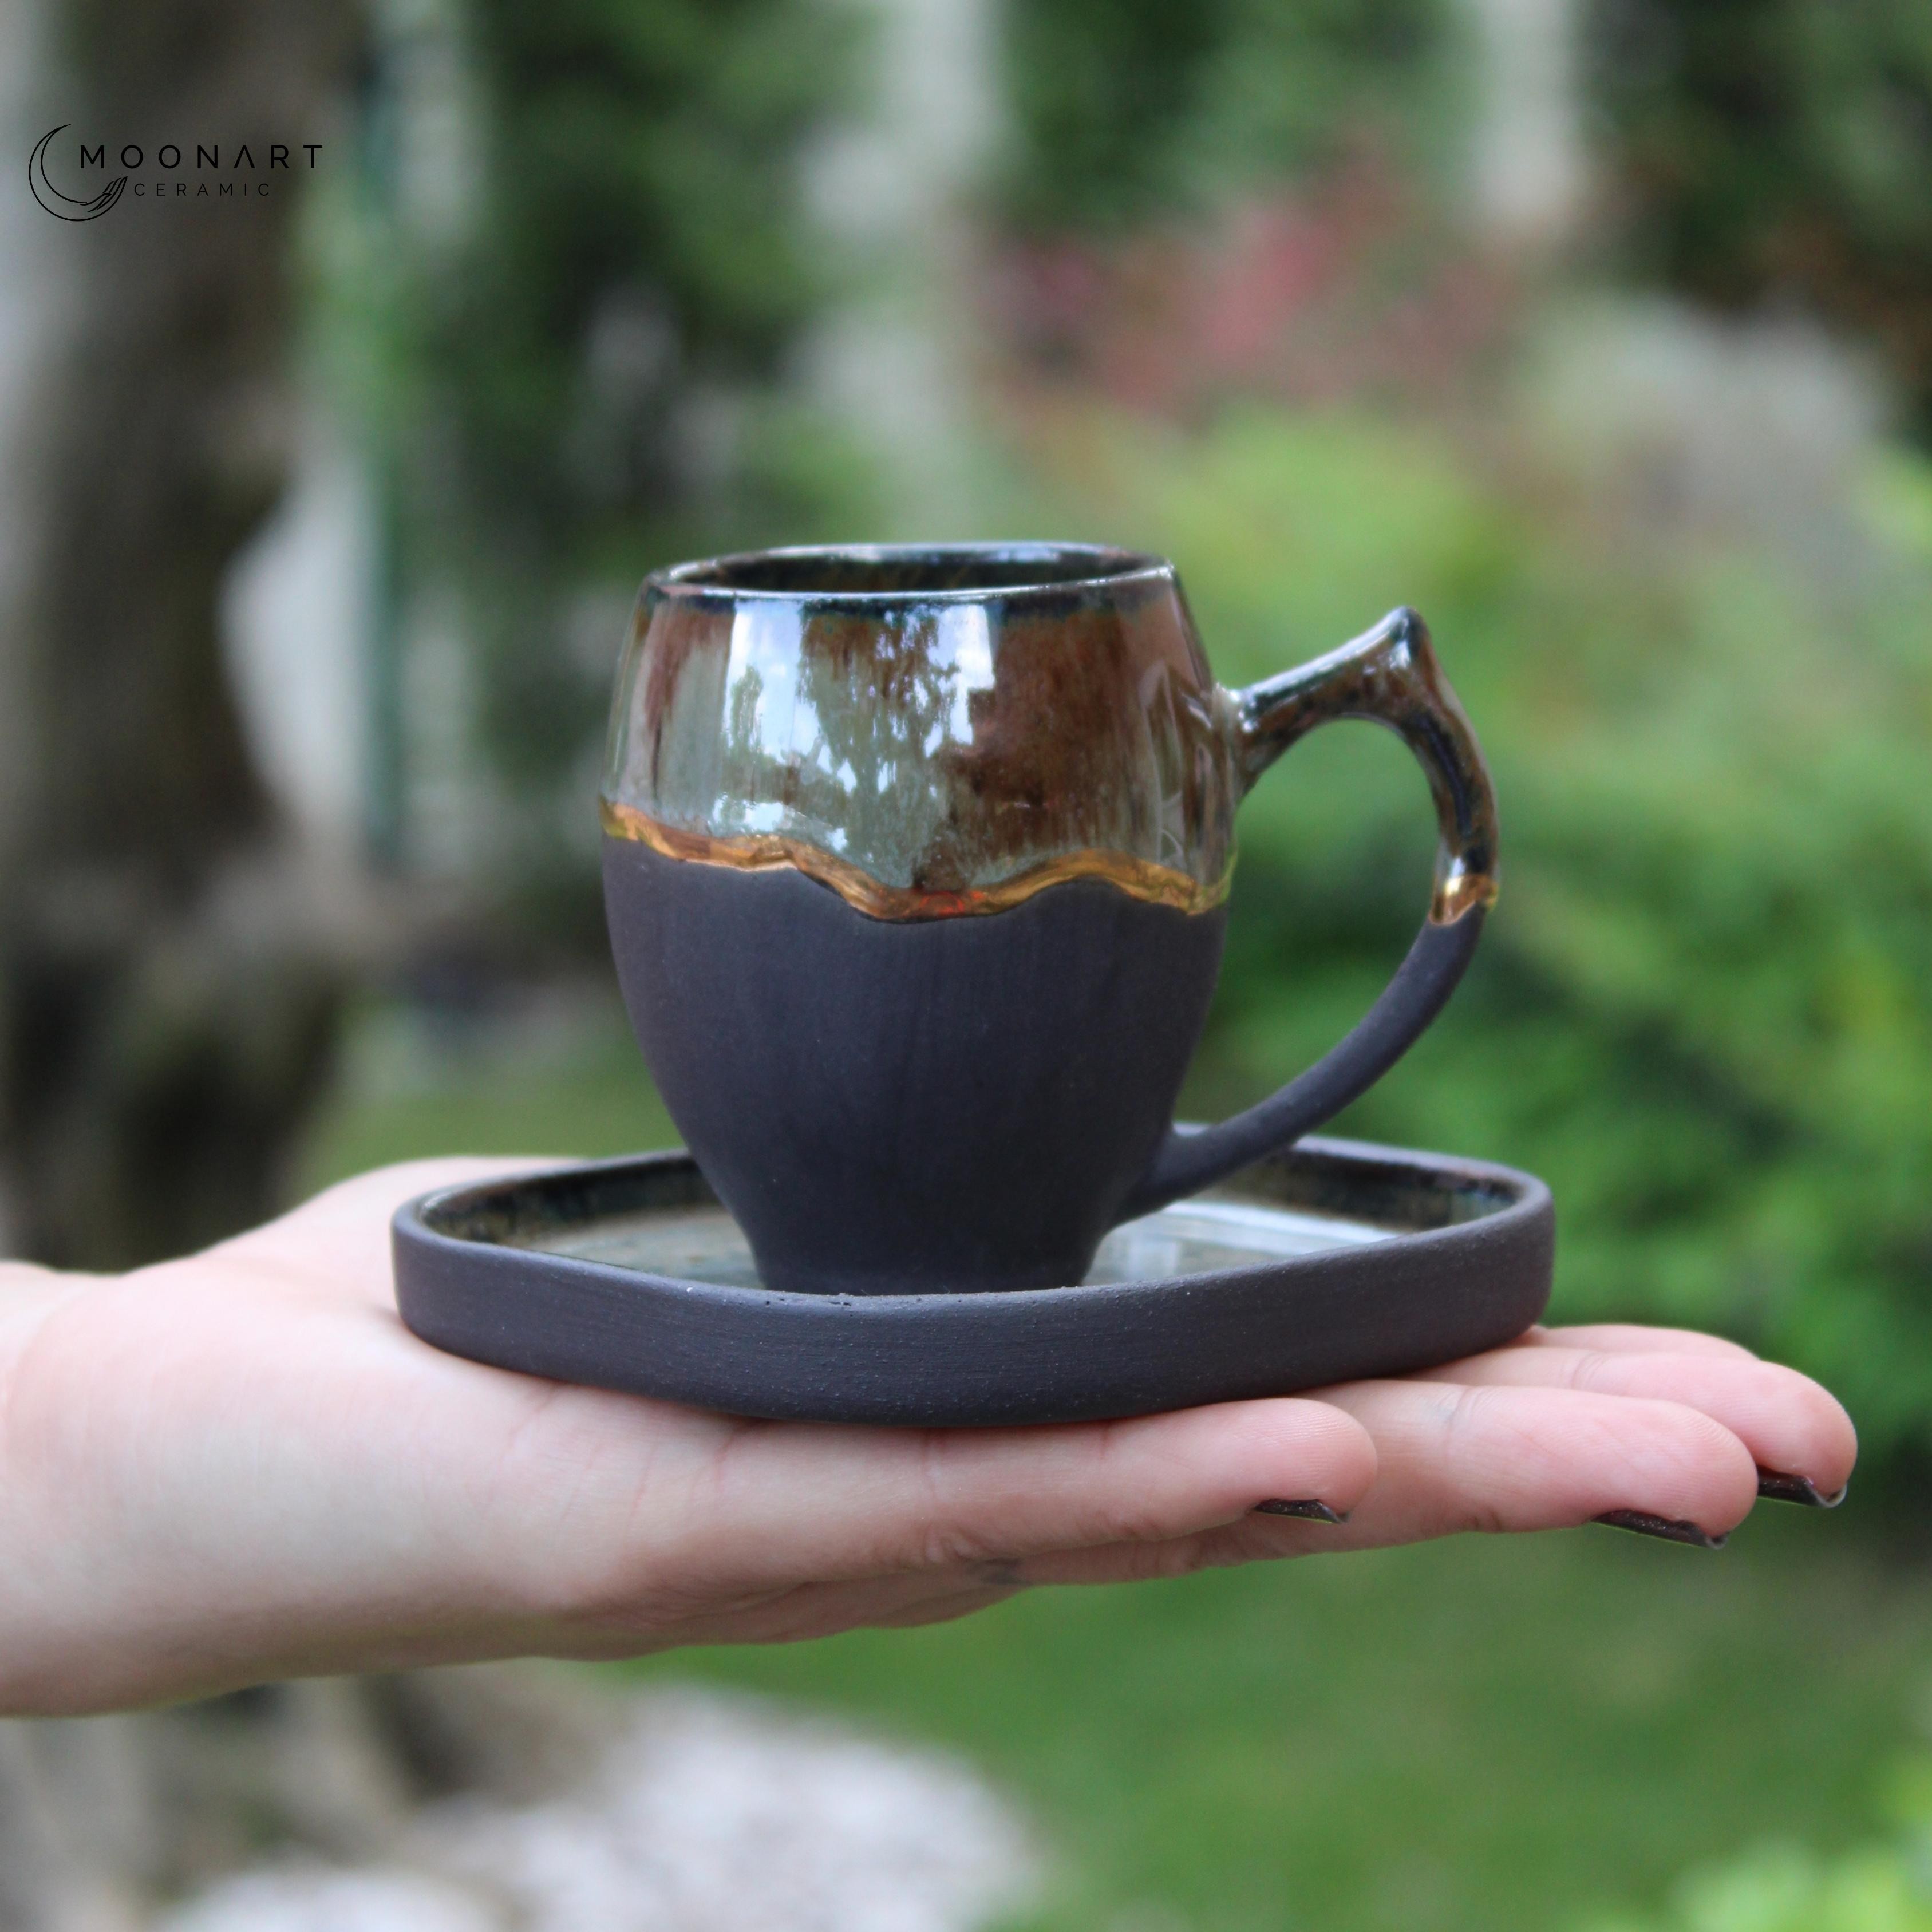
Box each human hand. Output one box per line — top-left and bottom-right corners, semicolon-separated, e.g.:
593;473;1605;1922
0;1159;1856;1716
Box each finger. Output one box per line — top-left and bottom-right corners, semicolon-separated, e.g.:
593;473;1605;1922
1406;1346;1855;1502
985;1510;1354;1587
563;1397;1378;1618
564;1571;1022;1656
864;1586;1024;1630
713;1398;1377;1575
1297;1380;1761;1550
974;1360;1800;1584
1524;1323;1760;1363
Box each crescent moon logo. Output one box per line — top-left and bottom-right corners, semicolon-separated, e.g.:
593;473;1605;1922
29;127;125;222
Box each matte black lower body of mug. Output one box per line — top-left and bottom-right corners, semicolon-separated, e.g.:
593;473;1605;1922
603;835;1227;1297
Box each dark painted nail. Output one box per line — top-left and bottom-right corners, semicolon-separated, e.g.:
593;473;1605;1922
1756;1467;1847;1508
1594;1509;1728;1549
1254;1499;1348;1523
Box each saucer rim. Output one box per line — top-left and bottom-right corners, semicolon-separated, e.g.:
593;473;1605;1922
401;1133;1543;1313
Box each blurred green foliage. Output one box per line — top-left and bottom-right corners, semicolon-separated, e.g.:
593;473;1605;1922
1589;0;1932;437
339;0;879;915
1584;1757;1932;1932
1005;404;1932;1470
447;0;866;801
430;0;862;547
627;1517;1925;1932
995;0;1466;232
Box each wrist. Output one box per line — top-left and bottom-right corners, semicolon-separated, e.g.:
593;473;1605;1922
0;1259;79;1395
0;1256;70;1304
0;1261;108;1713
0;1257;64;1372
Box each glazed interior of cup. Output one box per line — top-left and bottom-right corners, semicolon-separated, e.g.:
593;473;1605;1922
654;542;1164;600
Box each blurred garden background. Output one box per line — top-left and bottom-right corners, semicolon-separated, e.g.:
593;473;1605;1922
5;0;1932;1925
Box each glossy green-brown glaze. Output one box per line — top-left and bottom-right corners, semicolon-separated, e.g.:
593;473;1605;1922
602;544;1242;918
602;544;1496;924
1236;606;1498;924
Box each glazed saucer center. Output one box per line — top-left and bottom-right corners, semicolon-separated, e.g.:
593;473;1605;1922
500;1191;1390;1292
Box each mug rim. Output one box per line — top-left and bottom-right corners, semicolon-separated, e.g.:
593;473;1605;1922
646;541;1172;605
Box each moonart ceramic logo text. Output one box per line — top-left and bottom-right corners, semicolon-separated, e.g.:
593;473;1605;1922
29;125;323;222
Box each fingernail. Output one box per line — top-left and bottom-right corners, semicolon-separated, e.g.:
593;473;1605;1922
1254;1499;1349;1523
1594;1509;1728;1549
1756;1467;1848;1509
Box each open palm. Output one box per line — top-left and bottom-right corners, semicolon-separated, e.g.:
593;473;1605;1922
0;1159;1855;1716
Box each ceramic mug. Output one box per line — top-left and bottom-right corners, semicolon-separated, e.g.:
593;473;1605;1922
601;543;1497;1297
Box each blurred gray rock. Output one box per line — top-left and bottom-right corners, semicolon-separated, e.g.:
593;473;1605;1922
0;1670;1038;1932
1522;297;1893;582
0;1667;616;1930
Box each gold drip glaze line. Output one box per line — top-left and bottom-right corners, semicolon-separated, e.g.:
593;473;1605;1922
1431;869;1500;926
600;799;1231;921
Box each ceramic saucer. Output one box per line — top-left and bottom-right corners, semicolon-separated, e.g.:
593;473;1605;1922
392;1136;1551;1426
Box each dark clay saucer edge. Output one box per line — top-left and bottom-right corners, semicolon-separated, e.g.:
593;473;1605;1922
390;1135;1554;1428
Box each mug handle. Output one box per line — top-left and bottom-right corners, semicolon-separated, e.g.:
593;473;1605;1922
1120;606;1499;1219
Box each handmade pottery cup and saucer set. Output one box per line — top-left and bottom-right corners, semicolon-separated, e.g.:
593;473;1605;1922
393;544;1553;1425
